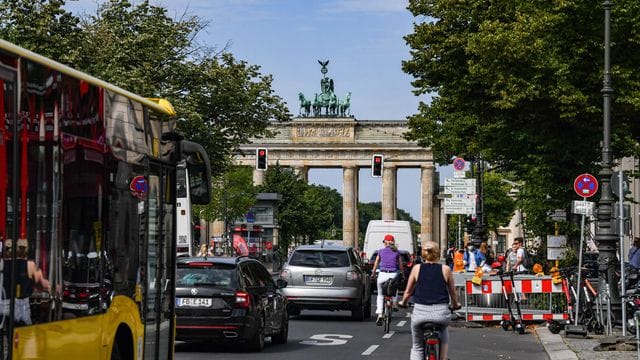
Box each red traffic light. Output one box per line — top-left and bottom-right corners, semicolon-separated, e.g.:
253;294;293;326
256;148;268;170
371;154;383;177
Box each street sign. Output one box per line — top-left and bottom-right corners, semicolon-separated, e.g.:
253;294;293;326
547;247;567;261
444;178;476;194
453;157;466;171
548;235;567;247
444;194;476;215
453;171;466;178
574;173;598;198
572;200;595;216
611;171;630;198
246;211;255;223
548;209;567;222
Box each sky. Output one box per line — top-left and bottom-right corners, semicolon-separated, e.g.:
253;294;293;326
64;0;451;221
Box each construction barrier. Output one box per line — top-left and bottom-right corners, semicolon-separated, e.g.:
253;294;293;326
454;273;569;322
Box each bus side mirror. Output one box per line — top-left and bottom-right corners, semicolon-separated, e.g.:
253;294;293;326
181;141;212;205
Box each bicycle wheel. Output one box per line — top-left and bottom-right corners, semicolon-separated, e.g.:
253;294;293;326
424;343;438;360
384;302;391;333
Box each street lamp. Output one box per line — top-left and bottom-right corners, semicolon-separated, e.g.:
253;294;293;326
593;0;621;321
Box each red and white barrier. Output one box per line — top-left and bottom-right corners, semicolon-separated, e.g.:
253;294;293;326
465;278;564;295
466;313;569;322
463;277;568;322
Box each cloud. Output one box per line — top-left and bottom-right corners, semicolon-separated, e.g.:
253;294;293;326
319;0;408;14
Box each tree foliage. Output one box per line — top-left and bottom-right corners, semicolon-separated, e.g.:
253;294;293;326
0;0;290;176
403;0;640;238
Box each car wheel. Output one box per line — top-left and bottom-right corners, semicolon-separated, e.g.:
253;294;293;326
363;294;372;320
247;316;265;352
288;305;301;317
272;312;289;344
351;300;365;321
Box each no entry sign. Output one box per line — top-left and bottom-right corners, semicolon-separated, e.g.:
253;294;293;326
574;173;598;198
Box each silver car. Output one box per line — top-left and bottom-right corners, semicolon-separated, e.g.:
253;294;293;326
279;244;372;320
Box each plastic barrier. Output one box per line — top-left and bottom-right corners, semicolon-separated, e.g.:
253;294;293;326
455;273;569;322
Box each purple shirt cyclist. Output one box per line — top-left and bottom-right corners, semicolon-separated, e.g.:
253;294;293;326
371;234;404;325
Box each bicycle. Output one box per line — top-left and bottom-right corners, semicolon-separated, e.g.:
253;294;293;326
378;274;401;334
400;303;461;360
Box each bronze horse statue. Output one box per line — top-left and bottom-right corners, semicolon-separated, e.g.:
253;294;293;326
298;92;311;117
312;93;322;117
339;92;351;117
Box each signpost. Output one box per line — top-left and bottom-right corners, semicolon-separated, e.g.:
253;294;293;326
572;173;598;328
444;178;476;194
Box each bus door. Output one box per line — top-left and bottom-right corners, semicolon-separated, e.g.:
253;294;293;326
0;60;17;358
143;162;174;360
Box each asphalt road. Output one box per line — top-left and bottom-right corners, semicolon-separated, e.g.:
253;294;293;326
175;296;550;360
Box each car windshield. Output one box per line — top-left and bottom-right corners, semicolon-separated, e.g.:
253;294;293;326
176;264;237;287
289;250;351;268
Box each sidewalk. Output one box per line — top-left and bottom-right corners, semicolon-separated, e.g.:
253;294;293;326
537;325;640;360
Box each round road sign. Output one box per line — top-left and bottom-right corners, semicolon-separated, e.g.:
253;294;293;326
574;173;598;198
453;157;466;171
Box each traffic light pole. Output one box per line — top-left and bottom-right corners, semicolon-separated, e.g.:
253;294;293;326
472;157;486;246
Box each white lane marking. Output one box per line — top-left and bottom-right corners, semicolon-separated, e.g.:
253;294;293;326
397;320;406;327
362;345;379;355
382;331;395;339
406;312;411;317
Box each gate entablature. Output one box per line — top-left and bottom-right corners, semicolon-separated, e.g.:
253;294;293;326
234;117;436;250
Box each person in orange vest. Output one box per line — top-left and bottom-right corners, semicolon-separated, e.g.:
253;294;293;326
453;249;465;272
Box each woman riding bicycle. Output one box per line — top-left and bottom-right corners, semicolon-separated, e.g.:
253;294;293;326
371;234;404;326
399;240;461;360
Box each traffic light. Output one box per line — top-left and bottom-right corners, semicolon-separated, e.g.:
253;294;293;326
256;148;268;170
371;154;383;177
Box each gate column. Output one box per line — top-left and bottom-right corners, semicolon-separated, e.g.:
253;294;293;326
253;169;265;186
420;164;434;243
382;165;397;220
342;165;358;247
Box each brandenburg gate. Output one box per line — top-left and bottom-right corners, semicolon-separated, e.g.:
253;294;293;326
234;61;441;250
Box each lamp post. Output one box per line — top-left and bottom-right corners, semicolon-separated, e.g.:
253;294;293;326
472;157;487;246
594;0;620;321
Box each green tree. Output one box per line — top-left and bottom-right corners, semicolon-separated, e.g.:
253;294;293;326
257;165;308;252
1;0;290;176
483;172;517;235
403;0;640;238
197;165;257;225
0;0;82;62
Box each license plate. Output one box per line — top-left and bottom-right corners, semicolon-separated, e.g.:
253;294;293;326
62;302;89;310
177;297;212;307
304;275;333;284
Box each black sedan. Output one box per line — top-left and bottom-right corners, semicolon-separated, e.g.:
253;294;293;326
175;256;288;351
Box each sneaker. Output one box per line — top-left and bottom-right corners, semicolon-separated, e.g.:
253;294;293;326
376;315;383;326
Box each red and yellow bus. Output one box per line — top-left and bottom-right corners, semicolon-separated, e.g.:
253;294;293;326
0;39;211;359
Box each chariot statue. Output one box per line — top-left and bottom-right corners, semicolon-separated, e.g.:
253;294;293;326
297;60;353;118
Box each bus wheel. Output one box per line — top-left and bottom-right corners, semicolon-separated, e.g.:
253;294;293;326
110;340;122;360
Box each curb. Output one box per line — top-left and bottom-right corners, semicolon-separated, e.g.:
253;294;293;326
536;325;578;360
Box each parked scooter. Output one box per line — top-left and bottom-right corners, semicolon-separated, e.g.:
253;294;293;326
492;259;525;334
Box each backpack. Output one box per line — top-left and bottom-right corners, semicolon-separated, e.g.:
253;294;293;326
521;249;532;269
380;276;401;296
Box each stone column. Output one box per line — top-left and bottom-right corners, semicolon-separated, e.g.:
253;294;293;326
253;169;265;186
293;166;309;182
342;166;357;247
382;165;397;220
420;165;434;244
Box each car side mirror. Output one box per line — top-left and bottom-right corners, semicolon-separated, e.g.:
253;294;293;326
276;279;288;289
